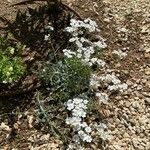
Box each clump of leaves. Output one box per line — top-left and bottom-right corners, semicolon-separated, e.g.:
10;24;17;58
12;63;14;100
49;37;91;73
40;57;91;101
0;36;25;84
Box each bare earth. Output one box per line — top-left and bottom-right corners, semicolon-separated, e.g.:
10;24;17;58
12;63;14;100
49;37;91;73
0;0;150;149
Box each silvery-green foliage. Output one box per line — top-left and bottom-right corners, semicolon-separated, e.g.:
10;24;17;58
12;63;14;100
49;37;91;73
41;18;129;149
40;57;91;101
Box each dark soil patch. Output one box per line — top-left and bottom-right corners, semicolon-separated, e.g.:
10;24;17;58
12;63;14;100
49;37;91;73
0;0;81;97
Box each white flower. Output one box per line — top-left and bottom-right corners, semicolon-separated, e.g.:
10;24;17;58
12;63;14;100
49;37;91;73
82;134;92;142
100;74;121;85
78;130;92;142
80;37;90;43
3;80;7;84
97;129;109;140
63;49;76;58
65;117;81;126
90;75;100;89
10;47;15;54
83;99;88;104
63;18;107;67
94;41;107;49
78;130;85;136
81;122;88;128
44;34;50;41
69;37;78;42
77;53;82;58
73;98;83;104
67;103;74;110
94;123;111;141
97;59;106;67
85;126;92;133
65;27;76;33
78;103;87;109
75;40;83;48
72;108;86;118
108;83;128;92
96;92;109;104
84;52;91;59
72;135;80;143
91;57;98;63
65;98;88;125
77;49;82;53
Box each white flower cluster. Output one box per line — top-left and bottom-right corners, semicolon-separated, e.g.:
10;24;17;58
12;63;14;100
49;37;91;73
90;73;128;93
63;18;107;66
63;19;128;149
112;49;127;59
96;92;109;104
67;144;85;150
90;73;128;104
99;74;128;92
65;98;92;143
66;18;99;35
66;122;111;150
93;122;111;141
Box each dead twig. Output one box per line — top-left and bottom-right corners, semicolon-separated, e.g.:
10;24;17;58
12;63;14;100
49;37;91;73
10;0;82;20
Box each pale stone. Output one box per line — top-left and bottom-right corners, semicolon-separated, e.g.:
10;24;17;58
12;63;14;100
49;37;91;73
125;101;131;107
145;68;150;75
145;48;150;53
123;132;130;138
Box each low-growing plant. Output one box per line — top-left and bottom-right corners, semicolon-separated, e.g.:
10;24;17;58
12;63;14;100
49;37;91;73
0;36;25;84
40;57;91;101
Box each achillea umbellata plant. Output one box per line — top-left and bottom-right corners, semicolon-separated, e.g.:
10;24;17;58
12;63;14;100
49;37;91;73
39;57;91;101
11;1;128;148
37;18;128;149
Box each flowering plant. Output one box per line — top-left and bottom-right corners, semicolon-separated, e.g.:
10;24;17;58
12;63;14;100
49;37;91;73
37;18;128;149
0;36;24;84
40;57;91;101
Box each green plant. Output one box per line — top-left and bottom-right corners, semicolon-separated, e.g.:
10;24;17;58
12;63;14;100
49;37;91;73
0;36;25;83
40;57;91;101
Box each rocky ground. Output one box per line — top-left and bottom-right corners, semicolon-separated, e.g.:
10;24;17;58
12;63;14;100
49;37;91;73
99;0;150;149
0;0;150;149
67;0;150;149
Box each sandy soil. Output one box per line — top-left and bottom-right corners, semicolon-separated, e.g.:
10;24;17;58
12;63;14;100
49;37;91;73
0;0;149;149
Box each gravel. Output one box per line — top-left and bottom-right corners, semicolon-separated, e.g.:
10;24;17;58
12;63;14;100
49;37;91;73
0;0;149;149
97;0;149;149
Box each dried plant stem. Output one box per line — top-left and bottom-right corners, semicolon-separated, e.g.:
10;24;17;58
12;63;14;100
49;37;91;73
11;0;82;20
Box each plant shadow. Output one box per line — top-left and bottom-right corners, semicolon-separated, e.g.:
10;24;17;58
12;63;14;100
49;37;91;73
0;4;71;54
0;3;73;121
0;3;73;95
